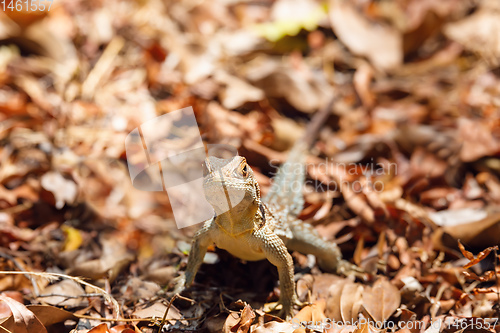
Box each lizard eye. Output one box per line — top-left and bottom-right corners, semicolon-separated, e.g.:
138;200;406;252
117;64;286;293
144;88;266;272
240;162;249;177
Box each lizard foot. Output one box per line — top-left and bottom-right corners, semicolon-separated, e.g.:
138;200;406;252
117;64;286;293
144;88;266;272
267;296;304;321
336;260;369;281
168;273;187;295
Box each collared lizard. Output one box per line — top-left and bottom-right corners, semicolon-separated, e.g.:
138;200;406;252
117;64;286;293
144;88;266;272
173;98;365;319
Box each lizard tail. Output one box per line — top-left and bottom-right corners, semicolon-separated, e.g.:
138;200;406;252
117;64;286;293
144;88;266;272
263;95;338;216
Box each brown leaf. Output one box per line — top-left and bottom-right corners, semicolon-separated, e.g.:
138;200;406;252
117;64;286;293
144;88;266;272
214;70;264;109
0;291;23;319
67;237;134;282
341;186;375;224
326;280;364;323
329;0;402;71
88;323;110;333
293;299;327;325
222;312;241;333
244;56;331;113
463;245;499;269
340;282;364;323
132;302;182;321
109;324;136;333
252;321;295;333
352;320;370;333
444;5;500;64
230;304;255;333
433;212;500;249
472;288;497;295
362;278;400;323
0;294;47;333
458;118;500;162
353;236;364;267
457;240;474;261
37;279;88;308
353;62;375;109
462;271;497;282
26;305;76;328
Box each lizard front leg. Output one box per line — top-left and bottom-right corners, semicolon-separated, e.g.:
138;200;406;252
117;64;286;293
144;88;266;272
172;218;214;294
251;226;302;320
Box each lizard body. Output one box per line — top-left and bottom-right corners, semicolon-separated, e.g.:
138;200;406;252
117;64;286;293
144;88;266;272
174;99;364;319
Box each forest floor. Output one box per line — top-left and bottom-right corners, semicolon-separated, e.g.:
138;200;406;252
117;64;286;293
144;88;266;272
0;0;500;332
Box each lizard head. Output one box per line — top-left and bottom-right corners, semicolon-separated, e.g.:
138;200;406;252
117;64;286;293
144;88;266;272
203;156;261;216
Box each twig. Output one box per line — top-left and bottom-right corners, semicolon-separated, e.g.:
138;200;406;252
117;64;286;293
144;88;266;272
72;313;204;322
158;294;178;333
37;293;104;299
0;325;12;333
0;271;120;318
72;314;149;322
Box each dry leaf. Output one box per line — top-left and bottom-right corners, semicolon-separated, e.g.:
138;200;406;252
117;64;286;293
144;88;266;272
434;212;500;249
88;323;110;333
362;278;400;323
444;6;500;64
457;240;474;261
458;242;499;269
329;0;403;71
40;171;77;209
0;294;47;333
24;305;76;328
109;324;136;333
37;279;87;307
252;321;295;333
326;279;364;323
222;312;241;333
228;304;255;333
462;271;496;282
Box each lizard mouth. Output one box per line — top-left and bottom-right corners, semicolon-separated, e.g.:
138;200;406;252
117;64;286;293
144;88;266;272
203;178;251;213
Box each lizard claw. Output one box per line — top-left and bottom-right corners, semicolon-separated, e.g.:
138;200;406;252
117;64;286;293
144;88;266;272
270;296;304;321
168;273;187;295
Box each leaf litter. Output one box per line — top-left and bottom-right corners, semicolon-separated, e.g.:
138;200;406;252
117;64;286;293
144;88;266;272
0;0;499;332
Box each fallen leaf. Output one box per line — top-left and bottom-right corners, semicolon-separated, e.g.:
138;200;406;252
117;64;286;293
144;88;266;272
444;4;500;64
458;242;499;269
214;70;264;109
252;321;295;333
109;324;136;333
40;171;77;209
88;323;110;333
458;118;500;163
325;279;363;323
37;279;88;308
132;302;183;321
362;277;400;323
25;305;76;328
0;294;47;333
222;312;241;333
229;304;255;333
0;291;23;318
329;0;403;71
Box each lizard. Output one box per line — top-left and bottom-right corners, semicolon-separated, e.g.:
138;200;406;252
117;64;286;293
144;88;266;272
173;97;365;319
